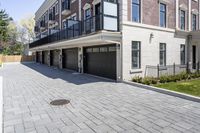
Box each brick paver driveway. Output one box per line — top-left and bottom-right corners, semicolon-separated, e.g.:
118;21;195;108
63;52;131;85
1;63;200;133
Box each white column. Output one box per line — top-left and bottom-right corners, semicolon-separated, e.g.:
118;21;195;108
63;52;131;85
59;49;63;69
116;43;122;81
199;0;200;30
188;0;191;31
176;0;179;29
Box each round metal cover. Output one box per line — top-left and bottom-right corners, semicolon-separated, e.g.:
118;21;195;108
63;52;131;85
50;99;70;106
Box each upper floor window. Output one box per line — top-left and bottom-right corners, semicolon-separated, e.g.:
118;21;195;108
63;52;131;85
160;3;166;27
192;14;197;31
180;10;185;30
132;0;140;22
85;8;91;20
56;3;59;14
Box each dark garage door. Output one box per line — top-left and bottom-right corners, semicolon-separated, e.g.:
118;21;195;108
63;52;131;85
43;51;49;65
84;45;116;80
50;50;59;67
62;48;78;71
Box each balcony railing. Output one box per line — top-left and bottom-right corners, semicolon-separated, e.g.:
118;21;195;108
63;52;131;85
30;0;119;48
30;14;106;48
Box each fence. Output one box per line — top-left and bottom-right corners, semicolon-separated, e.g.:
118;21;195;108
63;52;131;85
145;62;200;78
0;55;35;63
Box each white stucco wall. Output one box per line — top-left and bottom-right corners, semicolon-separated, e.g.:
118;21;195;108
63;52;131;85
121;23;187;80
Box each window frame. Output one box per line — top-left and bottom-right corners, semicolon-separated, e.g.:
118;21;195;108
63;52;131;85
159;43;166;66
180;44;186;65
192;14;197;31
180;10;186;30
131;0;141;23
159;3;167;28
132;41;141;69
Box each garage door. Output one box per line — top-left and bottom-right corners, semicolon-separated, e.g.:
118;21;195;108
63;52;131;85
62;48;78;71
50;50;59;67
83;45;116;80
43;51;49;65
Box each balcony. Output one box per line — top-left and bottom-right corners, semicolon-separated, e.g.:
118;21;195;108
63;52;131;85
48;13;55;25
61;0;70;16
30;0;119;49
34;26;40;33
40;20;46;31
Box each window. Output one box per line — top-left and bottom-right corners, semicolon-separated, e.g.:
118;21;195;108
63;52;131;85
160;3;166;27
85;8;91;20
192;14;197;31
180;10;185;30
55;3;59;14
132;0;140;22
180;45;185;65
132;41;141;69
159;43;166;66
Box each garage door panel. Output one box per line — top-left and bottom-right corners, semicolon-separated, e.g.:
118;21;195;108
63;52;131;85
84;45;116;80
63;48;78;71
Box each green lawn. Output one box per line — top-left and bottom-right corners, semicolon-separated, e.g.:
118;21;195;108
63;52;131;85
154;79;200;97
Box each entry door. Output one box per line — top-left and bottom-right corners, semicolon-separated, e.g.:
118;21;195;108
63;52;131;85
36;52;39;62
50;51;53;66
95;3;101;30
193;46;196;69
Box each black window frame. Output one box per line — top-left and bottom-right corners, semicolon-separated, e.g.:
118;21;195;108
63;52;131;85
180;10;186;30
132;0;141;23
159;43;166;66
160;3;167;28
192;14;197;31
132;41;141;69
180;44;186;65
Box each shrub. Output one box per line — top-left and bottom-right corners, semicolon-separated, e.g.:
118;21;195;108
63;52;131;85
132;76;142;83
142;77;158;85
159;75;168;83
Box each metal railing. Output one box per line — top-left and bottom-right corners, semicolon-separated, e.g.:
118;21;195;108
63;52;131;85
145;62;200;78
30;14;106;48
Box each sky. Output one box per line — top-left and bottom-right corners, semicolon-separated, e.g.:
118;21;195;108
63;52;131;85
0;0;45;22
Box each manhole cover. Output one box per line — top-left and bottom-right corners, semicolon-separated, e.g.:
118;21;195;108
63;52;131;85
50;99;70;106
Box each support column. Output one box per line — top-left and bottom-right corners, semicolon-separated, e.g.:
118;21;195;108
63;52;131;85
116;43;122;81
187;35;193;72
78;47;83;73
59;49;62;69
47;50;51;67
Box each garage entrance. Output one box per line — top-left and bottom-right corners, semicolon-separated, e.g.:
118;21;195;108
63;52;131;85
50;50;59;67
83;44;116;80
62;48;78;71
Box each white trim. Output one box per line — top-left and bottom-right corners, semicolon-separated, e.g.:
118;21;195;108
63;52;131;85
179;4;188;11
192;9;199;15
83;3;91;10
158;2;168;28
123;21;175;33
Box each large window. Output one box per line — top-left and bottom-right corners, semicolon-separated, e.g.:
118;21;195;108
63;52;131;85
85;8;91;20
160;3;166;27
192;14;197;31
132;41;141;69
132;0;140;22
180;45;185;65
180;10;185;30
159;43;166;66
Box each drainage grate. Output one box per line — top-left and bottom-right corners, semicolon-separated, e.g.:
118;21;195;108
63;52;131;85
50;99;70;106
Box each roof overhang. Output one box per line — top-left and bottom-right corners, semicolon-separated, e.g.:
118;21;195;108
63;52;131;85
29;31;121;51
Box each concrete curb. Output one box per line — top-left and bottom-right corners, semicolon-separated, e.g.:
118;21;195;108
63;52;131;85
2;62;34;65
123;80;200;103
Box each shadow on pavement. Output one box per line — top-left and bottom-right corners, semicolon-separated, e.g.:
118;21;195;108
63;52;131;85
22;63;114;85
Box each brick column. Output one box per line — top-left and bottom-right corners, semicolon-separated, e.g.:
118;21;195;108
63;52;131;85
78;47;83;73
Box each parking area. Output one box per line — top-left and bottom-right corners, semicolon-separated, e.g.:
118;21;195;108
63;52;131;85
1;63;200;133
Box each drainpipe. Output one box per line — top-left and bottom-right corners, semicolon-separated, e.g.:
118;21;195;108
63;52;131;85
188;0;191;31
